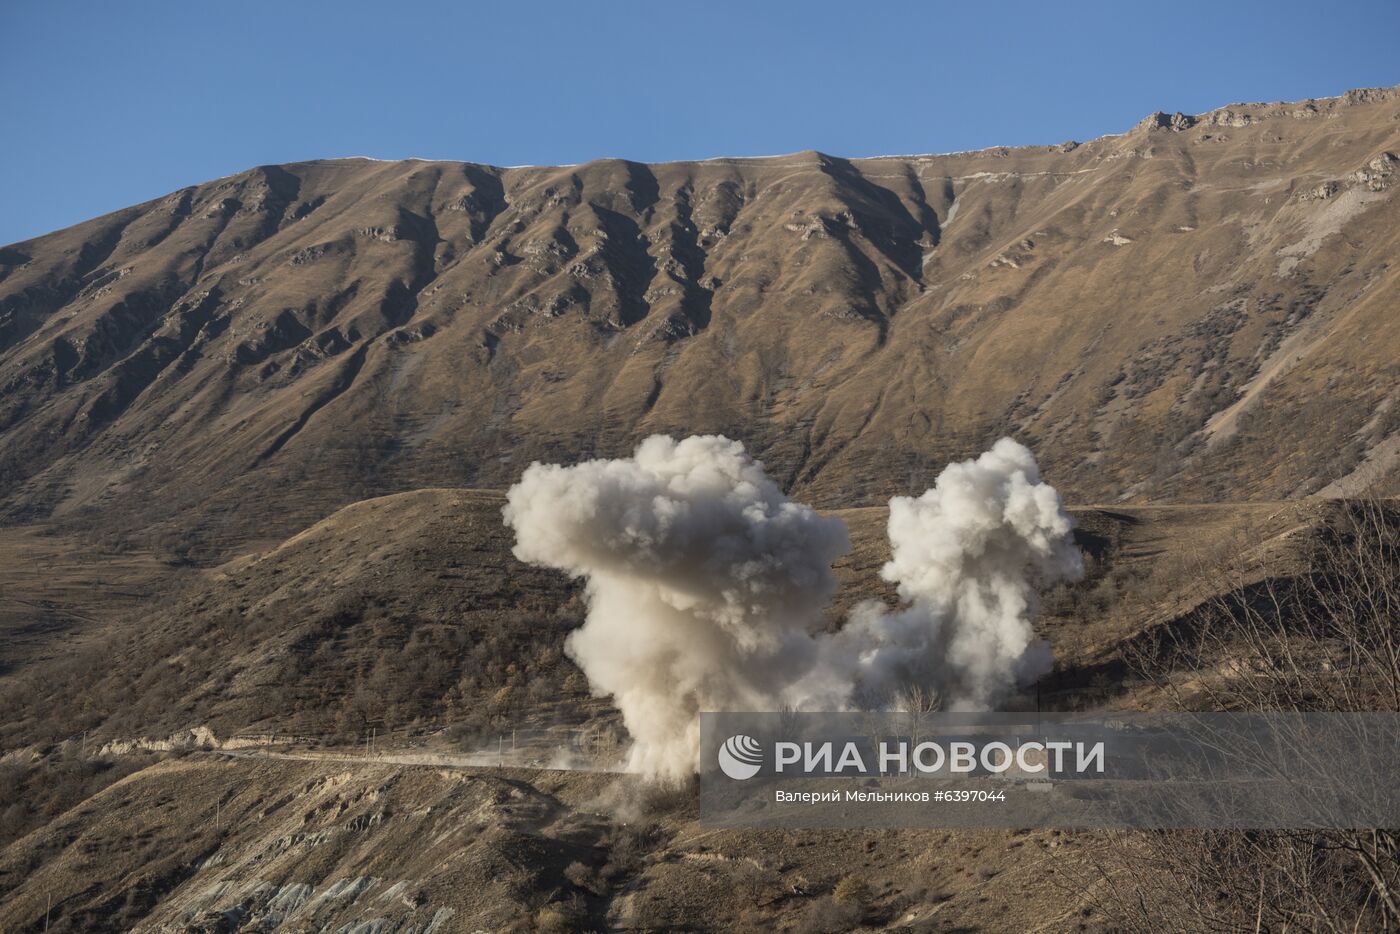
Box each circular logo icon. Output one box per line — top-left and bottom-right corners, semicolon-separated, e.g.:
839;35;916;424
718;734;763;780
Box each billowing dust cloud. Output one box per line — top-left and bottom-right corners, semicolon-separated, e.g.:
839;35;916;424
504;435;850;779
825;438;1084;708
503;434;1082;780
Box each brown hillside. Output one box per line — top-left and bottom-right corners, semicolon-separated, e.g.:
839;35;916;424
0;491;1347;933
2;88;1398;558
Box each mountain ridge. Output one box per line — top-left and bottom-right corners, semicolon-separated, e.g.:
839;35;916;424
2;84;1398;560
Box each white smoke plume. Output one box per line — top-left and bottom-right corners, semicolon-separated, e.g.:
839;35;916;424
503;434;1082;780
504;435;850;779
825;438;1084;708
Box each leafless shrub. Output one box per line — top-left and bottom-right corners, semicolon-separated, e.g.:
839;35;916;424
831;872;873;909
563;860;600;895
795;895;862;934
601;821;667;883
533;896;586;934
636;775;697;818
730;859;779;907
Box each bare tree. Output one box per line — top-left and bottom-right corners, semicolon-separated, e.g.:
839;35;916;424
897;682;942;754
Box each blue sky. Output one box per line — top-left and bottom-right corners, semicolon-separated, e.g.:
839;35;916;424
3;0;1397;245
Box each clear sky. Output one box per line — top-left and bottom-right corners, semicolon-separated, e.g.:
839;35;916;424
3;0;1398;245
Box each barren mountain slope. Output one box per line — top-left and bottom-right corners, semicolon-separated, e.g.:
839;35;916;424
0;752;1119;934
2;88;1398;555
0;488;1356;932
